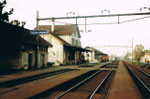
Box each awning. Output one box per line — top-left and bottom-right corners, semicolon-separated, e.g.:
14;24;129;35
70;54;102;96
64;46;91;52
72;46;91;52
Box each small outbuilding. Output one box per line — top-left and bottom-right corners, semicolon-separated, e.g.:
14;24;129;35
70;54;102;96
84;46;109;63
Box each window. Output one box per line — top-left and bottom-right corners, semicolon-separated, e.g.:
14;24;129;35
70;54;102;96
72;38;75;46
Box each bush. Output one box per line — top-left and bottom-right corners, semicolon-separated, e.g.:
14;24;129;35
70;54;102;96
133;62;146;68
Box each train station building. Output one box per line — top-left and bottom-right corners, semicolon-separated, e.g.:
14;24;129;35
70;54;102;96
34;24;89;65
0;21;53;71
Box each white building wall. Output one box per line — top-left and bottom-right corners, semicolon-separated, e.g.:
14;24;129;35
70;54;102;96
92;51;95;61
84;52;92;62
59;35;72;44
84;48;98;63
41;35;52;43
59;31;81;47
48;37;64;65
40;34;64;66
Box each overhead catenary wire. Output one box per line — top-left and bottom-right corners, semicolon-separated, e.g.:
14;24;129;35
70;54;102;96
7;1;34;17
38;12;150;20
118;15;150;24
49;15;150;25
47;20;74;25
38;12;150;33
78;15;150;25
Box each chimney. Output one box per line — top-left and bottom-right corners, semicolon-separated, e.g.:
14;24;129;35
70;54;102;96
51;17;55;33
36;11;39;29
13;20;19;25
21;21;26;27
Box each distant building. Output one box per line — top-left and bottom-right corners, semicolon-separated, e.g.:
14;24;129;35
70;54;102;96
141;52;150;64
84;46;108;63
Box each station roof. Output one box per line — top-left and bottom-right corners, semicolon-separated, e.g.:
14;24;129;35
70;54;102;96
0;21;53;47
34;24;81;37
50;32;71;47
25;35;53;47
85;46;107;55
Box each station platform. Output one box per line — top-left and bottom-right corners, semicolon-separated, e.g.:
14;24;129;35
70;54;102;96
0;64;102;99
107;61;143;99
0;63;103;83
0;65;79;83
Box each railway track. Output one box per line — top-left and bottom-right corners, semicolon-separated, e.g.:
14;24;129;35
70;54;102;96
123;62;150;98
30;64;116;99
0;69;77;95
101;61;119;68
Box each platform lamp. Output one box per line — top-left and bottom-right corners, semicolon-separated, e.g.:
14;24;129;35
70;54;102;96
140;7;150;12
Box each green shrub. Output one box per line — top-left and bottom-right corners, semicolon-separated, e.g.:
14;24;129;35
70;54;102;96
133;62;147;68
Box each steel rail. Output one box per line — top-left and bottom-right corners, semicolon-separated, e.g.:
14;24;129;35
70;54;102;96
125;64;150;98
130;64;150;78
0;69;74;87
88;70;112;99
55;70;102;99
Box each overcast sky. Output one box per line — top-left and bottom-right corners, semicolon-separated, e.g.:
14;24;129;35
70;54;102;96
5;0;150;56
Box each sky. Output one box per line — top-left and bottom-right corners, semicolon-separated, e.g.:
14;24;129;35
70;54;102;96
4;0;150;56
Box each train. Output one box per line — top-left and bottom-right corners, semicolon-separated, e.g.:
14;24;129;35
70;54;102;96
101;54;109;62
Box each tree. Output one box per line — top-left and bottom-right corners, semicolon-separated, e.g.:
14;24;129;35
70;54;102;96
0;0;13;22
123;52;132;61
133;44;144;63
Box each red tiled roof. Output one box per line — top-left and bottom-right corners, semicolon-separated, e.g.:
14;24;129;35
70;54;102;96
32;35;53;47
50;32;71;47
35;25;77;35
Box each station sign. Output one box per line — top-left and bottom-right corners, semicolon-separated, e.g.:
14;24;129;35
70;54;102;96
30;30;48;35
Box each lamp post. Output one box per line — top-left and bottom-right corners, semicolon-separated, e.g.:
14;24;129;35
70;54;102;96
140;7;150;12
66;12;75;16
66;12;78;25
101;9;110;14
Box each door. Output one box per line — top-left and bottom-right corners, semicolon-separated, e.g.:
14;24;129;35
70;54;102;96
28;53;33;69
41;54;45;68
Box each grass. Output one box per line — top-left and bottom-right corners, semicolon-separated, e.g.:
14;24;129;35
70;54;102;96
133;62;147;68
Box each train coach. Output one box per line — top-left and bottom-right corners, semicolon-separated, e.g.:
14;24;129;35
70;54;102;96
101;54;109;62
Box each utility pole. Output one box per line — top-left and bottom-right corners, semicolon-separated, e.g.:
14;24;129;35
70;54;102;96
132;37;134;63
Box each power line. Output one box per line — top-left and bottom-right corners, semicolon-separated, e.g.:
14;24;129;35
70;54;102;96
7;1;34;17
37;11;150;33
93;45;132;48
48;15;150;25
48;20;74;25
77;15;150;25
38;12;150;20
119;15;150;24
